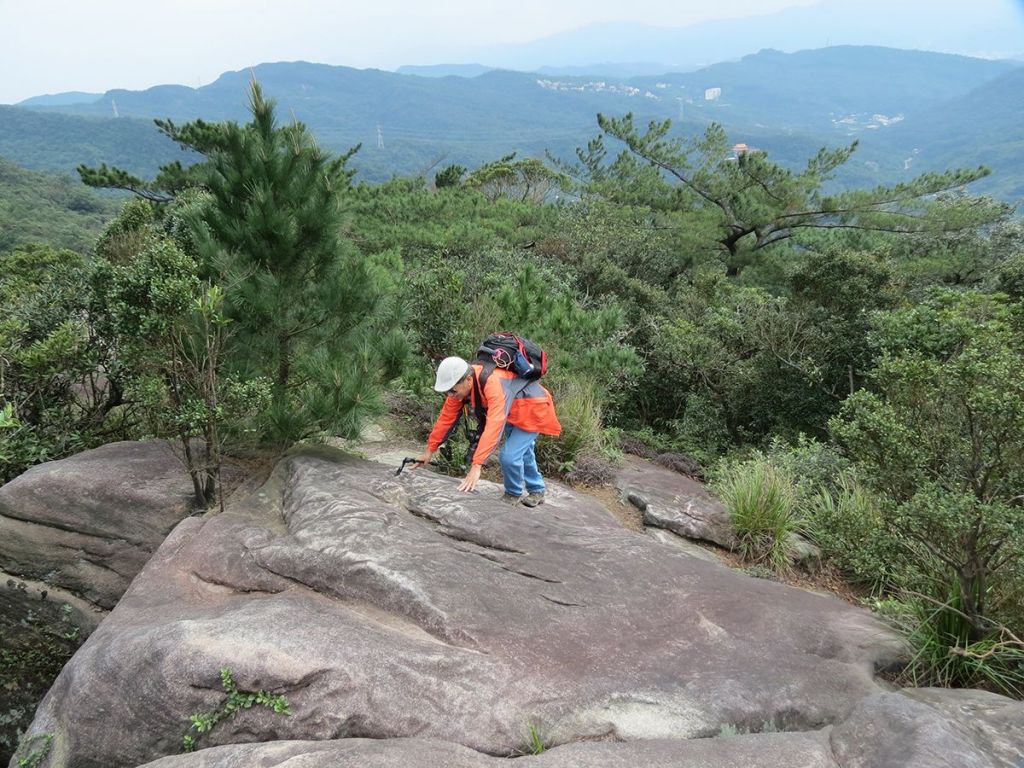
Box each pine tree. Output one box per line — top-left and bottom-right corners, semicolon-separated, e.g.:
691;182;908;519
81;81;408;443
585;114;1005;276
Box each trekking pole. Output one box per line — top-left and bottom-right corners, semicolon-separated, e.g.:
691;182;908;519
395;457;440;476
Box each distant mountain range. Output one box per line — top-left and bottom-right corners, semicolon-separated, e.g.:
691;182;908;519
1;46;1021;201
460;1;1024;71
17;92;104;107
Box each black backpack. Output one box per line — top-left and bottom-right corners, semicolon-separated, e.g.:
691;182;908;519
474;332;547;380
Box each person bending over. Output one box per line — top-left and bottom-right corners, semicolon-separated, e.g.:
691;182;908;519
414;356;560;506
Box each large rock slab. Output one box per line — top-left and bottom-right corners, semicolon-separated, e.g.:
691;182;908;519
0;441;197;765
134;688;1024;768
0;440;196;610
138;732;840;768
831;688;1024;768
19;447;905;768
614;456;735;548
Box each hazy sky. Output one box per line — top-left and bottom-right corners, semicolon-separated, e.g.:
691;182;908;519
1;0;1021;104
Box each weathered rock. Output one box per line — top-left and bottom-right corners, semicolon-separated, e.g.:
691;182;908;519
831;688;1024;768
0;441;199;764
19;447;906;767
138;732;841;768
0;440;196;610
615;456;735;548
785;532;822;570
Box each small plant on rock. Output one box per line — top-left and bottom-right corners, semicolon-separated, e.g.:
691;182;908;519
527;722;547;755
14;733;53;768
182;668;291;752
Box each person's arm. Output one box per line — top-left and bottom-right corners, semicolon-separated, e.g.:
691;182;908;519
470;375;508;466
458;375;507;492
412;396;463;470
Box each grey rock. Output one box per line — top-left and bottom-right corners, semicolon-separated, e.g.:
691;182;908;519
831;688;1024;768
644;527;727;564
137;732;840;768
614;456;735;548
21;448;904;768
0;440;196;610
785;532;822;570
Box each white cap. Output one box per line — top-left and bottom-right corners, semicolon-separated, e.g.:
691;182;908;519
433;356;470;392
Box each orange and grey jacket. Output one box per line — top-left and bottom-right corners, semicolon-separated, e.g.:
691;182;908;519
427;364;561;466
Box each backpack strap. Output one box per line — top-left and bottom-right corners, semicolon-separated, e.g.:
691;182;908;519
471;361;495;431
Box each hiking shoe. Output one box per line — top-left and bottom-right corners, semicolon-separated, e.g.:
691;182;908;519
500;493;523;505
521;492;546;507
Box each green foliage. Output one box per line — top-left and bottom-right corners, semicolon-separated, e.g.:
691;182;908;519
535;378;605;477
526;722;547;755
713;456;802;571
884;205;1019;289
434;164;465;189
91;229;266;507
0;158;117;254
592;114;1000;273
347;176;560;262
887;588;1024;698
482;263;642;401
832;289;1024;638
464;154;570;203
81;81;409;446
804;474;904;591
13;733;52;768
0;244;121;481
182;667;291;753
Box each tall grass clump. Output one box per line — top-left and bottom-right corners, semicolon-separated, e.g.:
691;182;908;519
889;582;1024;698
714;456;801;571
536;377;607;476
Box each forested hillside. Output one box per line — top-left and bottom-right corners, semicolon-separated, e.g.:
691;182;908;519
0;105;193;179
873;65;1024;201
0;158;117;252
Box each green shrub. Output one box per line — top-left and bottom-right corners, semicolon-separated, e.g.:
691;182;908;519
889;586;1024;698
714;457;801;571
803;474;903;592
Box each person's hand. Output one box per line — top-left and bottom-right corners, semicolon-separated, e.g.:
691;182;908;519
410;451;433;470
458;464;482;492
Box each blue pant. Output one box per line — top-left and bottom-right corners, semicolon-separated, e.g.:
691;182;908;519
500;425;545;497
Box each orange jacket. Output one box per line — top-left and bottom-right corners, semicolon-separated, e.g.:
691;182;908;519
427;364;561;465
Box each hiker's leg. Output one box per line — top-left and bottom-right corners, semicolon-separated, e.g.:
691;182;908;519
522;433;544;494
500;425;534;496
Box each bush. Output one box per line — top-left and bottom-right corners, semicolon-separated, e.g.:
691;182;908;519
713;456;802;571
887;586;1024;698
803;474;905;592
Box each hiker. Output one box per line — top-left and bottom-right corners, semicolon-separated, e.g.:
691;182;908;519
413;355;561;505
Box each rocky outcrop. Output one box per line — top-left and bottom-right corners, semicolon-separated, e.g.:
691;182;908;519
138;732;841;768
831;688;1024;768
615;455;735;548
18;447;912;768
0;440;197;611
0;441;202;764
133;688;1024;768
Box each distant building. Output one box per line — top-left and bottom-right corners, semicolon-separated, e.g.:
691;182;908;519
704;87;721;101
732;143;750;156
